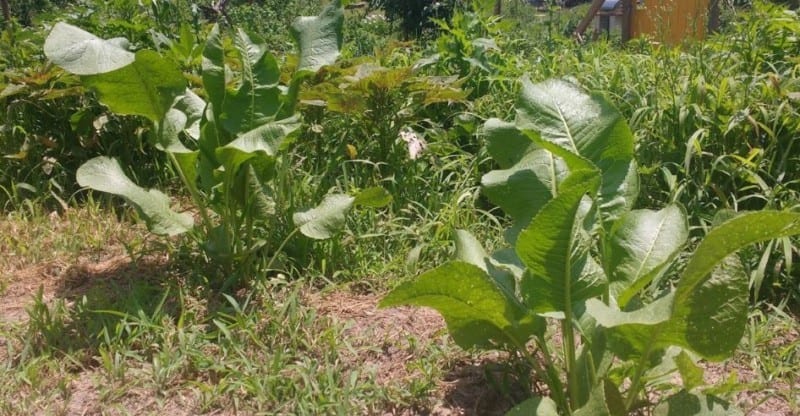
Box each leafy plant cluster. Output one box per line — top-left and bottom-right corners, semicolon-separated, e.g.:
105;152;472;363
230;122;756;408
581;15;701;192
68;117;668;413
41;2;391;288
0;0;203;210
382;77;800;415
370;0;467;39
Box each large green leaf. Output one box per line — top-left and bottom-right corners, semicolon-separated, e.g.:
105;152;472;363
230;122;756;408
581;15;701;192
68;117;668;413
516;170;603;313
585;293;673;328
241;163;276;221
44;23;134;75
292;194;355;240
454;229;489;271
216;117;301;173
380;261;542;349
221;29;281;134
482;119;539;169
76;157;193;236
481;147;567;234
514;78;638;221
201;24;226;113
82;50;186;123
291;0;344;73
607;205;689;307
672;211;800;359
159;89;206;152
654;391;743;416
609;212;800;361
455;230;518;297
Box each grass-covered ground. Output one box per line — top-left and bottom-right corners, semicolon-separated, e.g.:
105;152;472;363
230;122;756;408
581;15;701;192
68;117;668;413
1;205;798;414
2;0;800;414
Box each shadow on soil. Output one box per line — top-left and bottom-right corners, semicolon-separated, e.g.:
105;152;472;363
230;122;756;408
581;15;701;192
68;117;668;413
19;254;197;362
439;360;533;416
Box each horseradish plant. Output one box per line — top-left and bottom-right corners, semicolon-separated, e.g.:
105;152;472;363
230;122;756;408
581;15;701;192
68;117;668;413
44;1;389;287
382;78;800;415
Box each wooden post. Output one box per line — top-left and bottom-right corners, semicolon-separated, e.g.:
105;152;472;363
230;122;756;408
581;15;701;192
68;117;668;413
1;0;10;24
621;0;633;41
494;0;502;15
574;0;605;40
708;0;720;33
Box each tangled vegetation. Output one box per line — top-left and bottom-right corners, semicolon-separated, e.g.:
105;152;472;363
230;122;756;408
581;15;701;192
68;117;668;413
1;0;799;414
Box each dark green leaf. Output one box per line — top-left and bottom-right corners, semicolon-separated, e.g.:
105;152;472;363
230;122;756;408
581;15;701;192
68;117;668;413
380;261;542;349
607;205;689;307
82;50;186;123
516;170;602;313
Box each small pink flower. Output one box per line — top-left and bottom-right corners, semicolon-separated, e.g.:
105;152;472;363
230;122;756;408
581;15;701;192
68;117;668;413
399;130;427;160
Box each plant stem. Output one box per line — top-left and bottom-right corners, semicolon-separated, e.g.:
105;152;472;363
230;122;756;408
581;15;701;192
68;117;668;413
563;254;579;412
624;338;657;411
265;227;301;272
535;334;568;411
507;332;565;409
562;318;578;413
167;152;213;234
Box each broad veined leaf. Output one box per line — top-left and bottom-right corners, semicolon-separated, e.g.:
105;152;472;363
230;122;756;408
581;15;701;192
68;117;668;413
609;212;800;362
666;255;749;361
654;390;743;416
585;293;673;329
291;0;344;73
201;24;226;113
481;146;567;234
241;163;276;221
82;50;186;123
380;261;543;349
672;211;800;359
516;170;603;313
505;396;559;416
159;89;206;152
514;78;638;221
221;29;281;134
481;118;537;169
44;22;134;75
607;205;689;307
76;157;193;236
293;194;355;239
455;230;518;296
216;117;301;172
605;258;746;362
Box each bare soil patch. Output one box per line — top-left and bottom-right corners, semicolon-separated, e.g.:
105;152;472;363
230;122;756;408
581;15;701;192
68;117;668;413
308;290;526;415
309;289;800;416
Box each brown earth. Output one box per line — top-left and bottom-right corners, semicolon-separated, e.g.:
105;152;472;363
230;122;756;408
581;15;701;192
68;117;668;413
1;253;798;415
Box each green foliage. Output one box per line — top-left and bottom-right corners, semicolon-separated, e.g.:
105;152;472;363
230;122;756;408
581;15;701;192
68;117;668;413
0;0;202;210
381;78;800;414
44;2;389;287
371;0;466;39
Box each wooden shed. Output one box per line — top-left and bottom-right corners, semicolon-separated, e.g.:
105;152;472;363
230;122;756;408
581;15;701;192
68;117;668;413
577;0;714;44
632;0;710;42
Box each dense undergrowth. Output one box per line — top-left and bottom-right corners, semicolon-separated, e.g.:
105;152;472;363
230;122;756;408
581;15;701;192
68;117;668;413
1;0;800;414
